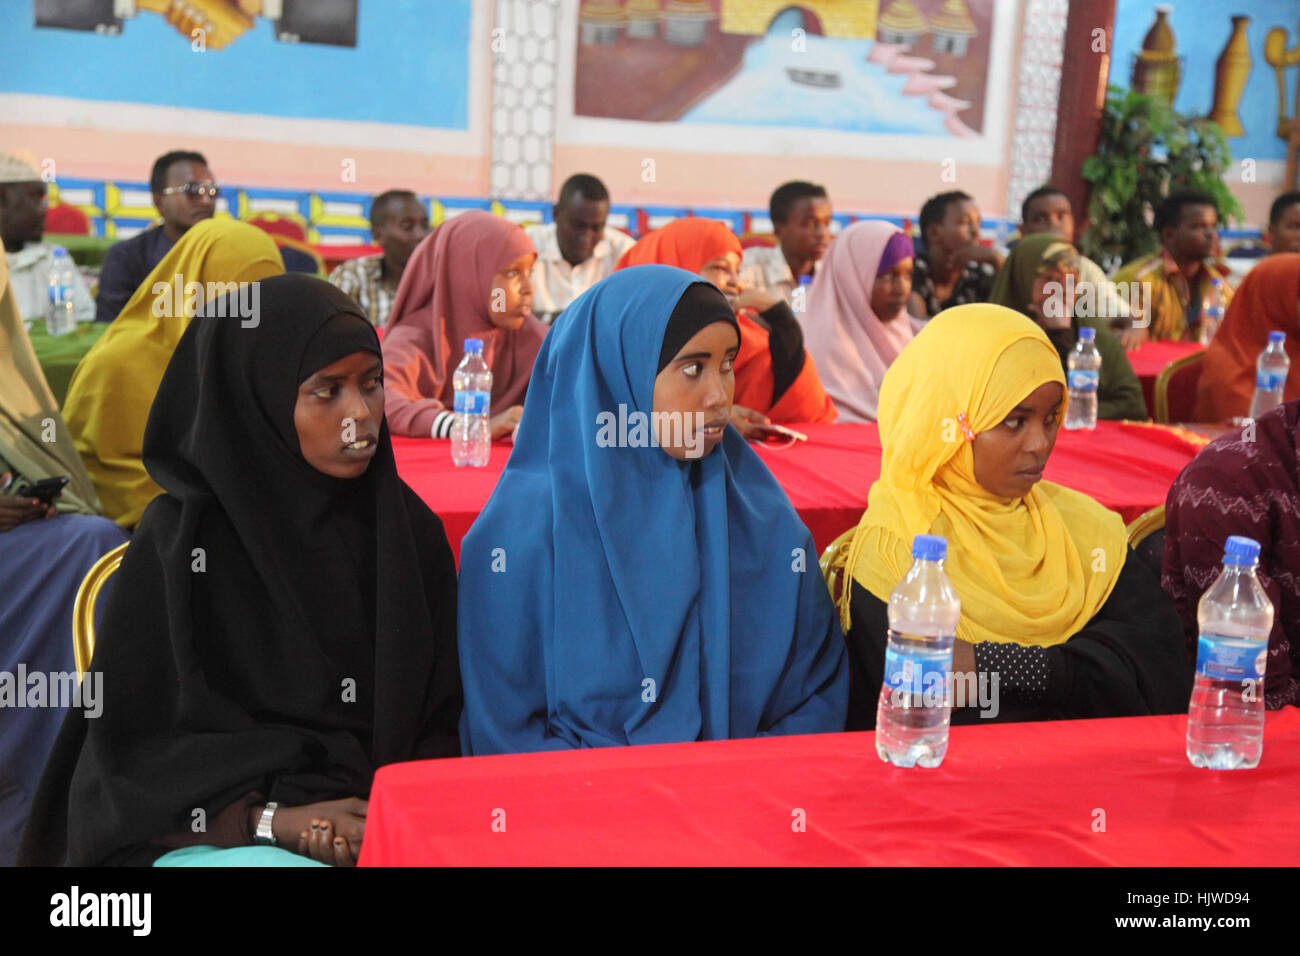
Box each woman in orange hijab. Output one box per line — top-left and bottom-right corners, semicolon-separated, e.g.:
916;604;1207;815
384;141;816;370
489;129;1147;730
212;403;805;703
617;218;836;434
1194;254;1300;421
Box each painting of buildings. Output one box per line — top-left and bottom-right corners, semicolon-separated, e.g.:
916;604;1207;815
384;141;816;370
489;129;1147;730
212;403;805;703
574;0;995;136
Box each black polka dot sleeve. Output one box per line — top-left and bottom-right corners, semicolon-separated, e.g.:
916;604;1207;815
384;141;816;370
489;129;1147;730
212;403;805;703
973;641;1050;703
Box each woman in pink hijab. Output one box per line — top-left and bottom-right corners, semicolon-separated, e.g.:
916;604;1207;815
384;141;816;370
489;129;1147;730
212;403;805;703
382;210;547;438
804;221;916;423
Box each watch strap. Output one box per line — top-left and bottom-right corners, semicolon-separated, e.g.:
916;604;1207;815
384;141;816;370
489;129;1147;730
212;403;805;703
255;801;279;846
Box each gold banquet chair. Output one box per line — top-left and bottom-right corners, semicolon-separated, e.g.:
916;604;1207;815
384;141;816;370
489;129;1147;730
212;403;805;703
1125;504;1166;549
819;528;856;604
72;542;128;679
1153;351;1206;424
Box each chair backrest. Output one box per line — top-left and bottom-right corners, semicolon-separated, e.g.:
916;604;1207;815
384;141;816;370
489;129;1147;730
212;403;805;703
46;203;91;236
73;542;128;678
1154;351;1206;423
739;233;777;250
246;212;308;242
819;528;856;606
274;236;325;276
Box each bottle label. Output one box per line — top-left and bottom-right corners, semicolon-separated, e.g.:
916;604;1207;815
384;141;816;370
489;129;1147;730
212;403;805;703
48;285;71;305
1067;369;1099;391
884;644;951;704
453;390;490;416
1256;372;1285;391
1195;634;1267;683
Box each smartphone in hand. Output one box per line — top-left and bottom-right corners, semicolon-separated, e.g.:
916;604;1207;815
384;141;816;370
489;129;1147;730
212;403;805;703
15;475;69;505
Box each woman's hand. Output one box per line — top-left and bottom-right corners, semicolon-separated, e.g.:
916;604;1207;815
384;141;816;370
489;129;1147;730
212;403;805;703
951;640;977;705
298;818;359;867
0;473;55;532
952;640;975;676
1028;302;1072;332
1119;325;1149;351
732;287;782;314
490;406;523;440
271;797;367;866
729;405;771;440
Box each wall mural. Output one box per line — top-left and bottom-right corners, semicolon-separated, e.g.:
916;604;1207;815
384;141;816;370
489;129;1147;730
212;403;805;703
574;0;997;139
1111;0;1298;165
4;0;471;129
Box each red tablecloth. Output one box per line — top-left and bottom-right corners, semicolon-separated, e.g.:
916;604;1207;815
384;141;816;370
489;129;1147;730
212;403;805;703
394;421;1206;561
1127;340;1204;416
358;709;1300;866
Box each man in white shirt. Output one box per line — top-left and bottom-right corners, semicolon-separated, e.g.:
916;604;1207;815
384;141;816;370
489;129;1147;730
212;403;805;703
0;151;94;324
525;174;634;324
740;181;833;307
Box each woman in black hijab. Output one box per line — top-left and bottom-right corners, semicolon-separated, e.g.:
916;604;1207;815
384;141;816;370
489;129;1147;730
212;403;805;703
20;275;461;867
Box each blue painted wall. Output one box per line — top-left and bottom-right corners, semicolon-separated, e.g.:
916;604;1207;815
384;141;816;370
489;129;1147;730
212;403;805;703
0;0;471;129
1111;0;1296;163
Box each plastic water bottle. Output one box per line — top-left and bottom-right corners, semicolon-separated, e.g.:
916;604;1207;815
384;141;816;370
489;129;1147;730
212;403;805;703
46;246;77;336
1187;536;1274;770
451;338;492;468
1063;326;1100;430
1198;277;1226;345
1246;332;1289;421
791;274;812;313
876;534;962;769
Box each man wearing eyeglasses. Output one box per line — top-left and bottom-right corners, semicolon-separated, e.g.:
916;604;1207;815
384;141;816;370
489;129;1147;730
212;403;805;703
94;150;219;323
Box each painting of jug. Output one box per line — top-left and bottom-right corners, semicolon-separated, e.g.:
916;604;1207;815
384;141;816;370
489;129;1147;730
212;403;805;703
1210;15;1252;137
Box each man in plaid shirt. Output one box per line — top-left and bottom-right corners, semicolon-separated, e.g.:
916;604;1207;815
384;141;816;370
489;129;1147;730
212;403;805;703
329;189;430;327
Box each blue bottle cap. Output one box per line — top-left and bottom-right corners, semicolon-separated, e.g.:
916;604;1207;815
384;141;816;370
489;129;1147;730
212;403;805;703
912;534;947;561
464;338;483;353
1269;331;1286;345
1078;327;1096;341
1223;535;1261;565
798;275;813;286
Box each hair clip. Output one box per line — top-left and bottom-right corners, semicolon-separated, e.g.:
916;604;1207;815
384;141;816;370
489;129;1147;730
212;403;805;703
955;412;976;442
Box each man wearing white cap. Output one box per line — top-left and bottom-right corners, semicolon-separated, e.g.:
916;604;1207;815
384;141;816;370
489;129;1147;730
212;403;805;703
0;150;94;325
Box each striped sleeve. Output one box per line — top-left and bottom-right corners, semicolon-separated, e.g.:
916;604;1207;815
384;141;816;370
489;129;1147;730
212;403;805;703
431;410;455;439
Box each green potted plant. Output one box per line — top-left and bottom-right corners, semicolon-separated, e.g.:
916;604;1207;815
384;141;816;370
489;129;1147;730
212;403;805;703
1079;85;1243;271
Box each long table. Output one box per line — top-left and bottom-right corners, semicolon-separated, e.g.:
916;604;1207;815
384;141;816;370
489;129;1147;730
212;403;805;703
394;420;1209;561
358;709;1299;866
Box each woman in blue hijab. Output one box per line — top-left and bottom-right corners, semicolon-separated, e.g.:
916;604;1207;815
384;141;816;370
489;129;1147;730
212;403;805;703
458;265;847;754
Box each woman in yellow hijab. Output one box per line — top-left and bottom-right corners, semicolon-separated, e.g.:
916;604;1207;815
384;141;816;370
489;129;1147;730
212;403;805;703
840;304;1191;728
64;219;284;528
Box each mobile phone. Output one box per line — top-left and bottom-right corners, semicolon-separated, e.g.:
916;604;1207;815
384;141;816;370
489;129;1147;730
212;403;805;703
15;475;69;505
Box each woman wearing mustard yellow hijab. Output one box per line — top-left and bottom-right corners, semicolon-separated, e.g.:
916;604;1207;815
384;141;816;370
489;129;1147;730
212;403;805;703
64;219;284;528
840;304;1191;728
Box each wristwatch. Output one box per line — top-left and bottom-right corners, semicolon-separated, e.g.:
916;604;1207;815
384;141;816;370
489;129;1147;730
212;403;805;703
254;802;279;846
